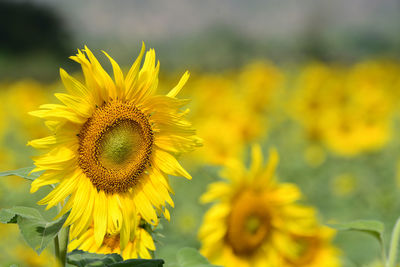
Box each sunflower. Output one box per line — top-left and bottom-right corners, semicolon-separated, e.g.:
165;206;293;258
290;61;398;157
28;44;201;248
12;245;60;267
281;226;340;267
198;145;340;267
68;215;155;260
188;75;266;165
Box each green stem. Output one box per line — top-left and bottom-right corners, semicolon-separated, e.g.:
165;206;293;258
382;239;387;267
386;217;400;267
58;226;70;267
54;234;60;260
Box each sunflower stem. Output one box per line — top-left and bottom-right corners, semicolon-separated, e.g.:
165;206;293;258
57;226;70;267
54;234;60;260
386;216;400;267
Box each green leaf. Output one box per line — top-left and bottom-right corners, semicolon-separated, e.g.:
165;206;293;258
328;219;384;243
110;259;164;267
0;166;42;181
67;250;165;267
176;248;220;267
0;206;69;255
67;250;123;267
0;206;43;224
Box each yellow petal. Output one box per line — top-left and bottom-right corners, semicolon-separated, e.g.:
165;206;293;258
29;104;86;124
200;182;231;204
249;144;263;176
70;49;103;104
162;208;170;222
153;149;191;179
134;190;158;225
167;71;190;98
55;93;92;118
37;170;79;209
107;194;123;233
64;175;91;225
125;42;146;98
69;179;94;239
83;46;116;100
261;148;279;183
141;229;156;250
116;195;131;250
93;190;107;246
60;68;90;99
32;146;76;172
103;51;125;99
148;172;174;208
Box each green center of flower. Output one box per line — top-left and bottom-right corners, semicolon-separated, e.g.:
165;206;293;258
284;236;320;265
98;120;142;168
226;190;271;256
245;215;261;235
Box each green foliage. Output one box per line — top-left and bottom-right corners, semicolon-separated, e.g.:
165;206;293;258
0;166;42;181
0;206;68;255
110;259;164;267
67;250;164;267
328;219;385;245
67;250;123;267
176;248;220;267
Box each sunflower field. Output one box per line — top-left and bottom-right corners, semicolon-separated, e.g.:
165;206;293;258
1;1;400;267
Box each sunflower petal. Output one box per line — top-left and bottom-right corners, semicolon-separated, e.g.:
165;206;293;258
167;71;190;98
153;149;191;179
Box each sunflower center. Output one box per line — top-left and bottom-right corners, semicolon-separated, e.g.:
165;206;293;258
226;190;271;256
285;236;320;265
245;215;261;235
98;120;143;168
78;101;153;194
103;233;120;250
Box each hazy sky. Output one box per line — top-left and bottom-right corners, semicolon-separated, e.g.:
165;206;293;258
30;0;400;42
12;0;398;73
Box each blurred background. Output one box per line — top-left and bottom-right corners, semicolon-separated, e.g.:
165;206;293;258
1;0;400;80
1;0;400;266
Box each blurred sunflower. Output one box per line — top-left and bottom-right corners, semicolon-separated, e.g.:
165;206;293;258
28;44;201;248
5;80;53;140
188;75;266;165
289;63;341;143
12;245;59;267
323;111;390;156
291;61;398;157
198;145;339;266
0;88;7;143
68;215;155;259
237;61;284;115
281;226;340;267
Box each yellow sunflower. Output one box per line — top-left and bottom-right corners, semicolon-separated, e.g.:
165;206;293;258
28;44;201;248
188;74;266;165
290;61;397;157
280;226;340;267
198;145;340;267
68;215;155;260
